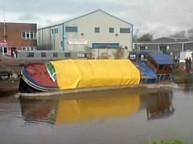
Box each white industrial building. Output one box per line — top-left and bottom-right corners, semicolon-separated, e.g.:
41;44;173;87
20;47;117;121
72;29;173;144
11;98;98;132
37;9;133;59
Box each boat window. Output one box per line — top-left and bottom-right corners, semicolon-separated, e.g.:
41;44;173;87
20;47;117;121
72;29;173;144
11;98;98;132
129;54;136;59
159;65;164;70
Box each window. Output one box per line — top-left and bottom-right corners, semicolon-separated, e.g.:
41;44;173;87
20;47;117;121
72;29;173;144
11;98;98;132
66;26;78;32
41;52;46;57
27;52;34;57
32;47;37;51
51;28;58;34
53;53;58;57
22;31;36;40
95;27;100;33
92;43;119;48
109;27;114;33
140;46;145;51
30;32;33;39
3;48;7;53
61;41;63;47
34;33;36;39
22;32;25;38
120;28;130;33
26;33;30;39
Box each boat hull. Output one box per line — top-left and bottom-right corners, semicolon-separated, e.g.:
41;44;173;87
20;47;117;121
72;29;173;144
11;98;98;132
19;63;58;93
19;78;42;93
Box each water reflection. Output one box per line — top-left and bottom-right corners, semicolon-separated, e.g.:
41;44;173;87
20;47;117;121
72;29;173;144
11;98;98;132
182;84;193;93
144;90;174;120
19;88;174;124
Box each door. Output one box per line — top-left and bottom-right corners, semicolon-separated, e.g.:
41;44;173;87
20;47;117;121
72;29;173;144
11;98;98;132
2;47;8;55
11;47;16;57
160;46;167;54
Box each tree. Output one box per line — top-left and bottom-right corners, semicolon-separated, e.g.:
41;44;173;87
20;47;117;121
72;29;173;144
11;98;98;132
137;33;153;42
187;28;193;38
113;48;125;59
133;35;138;42
170;30;186;38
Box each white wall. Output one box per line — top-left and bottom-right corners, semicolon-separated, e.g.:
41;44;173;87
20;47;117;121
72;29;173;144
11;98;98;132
180;51;193;62
38;10;133;54
64;10;132;51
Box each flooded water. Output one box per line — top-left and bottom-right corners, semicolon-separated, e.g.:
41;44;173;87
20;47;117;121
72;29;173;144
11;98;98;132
0;85;193;144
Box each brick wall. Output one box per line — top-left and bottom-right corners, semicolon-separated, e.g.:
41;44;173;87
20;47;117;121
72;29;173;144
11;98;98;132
0;23;37;50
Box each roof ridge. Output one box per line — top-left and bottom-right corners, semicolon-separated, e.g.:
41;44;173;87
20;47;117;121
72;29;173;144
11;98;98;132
38;9;133;30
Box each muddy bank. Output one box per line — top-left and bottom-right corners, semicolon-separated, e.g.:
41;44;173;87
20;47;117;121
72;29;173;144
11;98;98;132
0;56;45;73
0;80;19;96
0;56;45;93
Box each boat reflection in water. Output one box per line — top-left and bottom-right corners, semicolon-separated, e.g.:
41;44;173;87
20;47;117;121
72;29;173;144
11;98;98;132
19;88;174;124
143;90;174;120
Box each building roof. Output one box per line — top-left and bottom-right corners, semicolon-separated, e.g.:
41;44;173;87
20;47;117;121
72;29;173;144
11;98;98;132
0;22;36;25
134;36;192;44
153;37;189;43
38;9;133;30
153;37;175;43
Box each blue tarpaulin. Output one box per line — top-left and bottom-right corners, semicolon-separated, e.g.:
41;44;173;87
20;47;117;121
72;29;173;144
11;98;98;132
138;62;157;78
148;52;173;65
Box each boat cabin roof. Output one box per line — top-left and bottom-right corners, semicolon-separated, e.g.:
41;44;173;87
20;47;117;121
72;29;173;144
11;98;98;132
148;52;173;65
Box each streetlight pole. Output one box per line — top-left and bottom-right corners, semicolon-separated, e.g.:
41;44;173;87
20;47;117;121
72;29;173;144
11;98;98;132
3;10;6;43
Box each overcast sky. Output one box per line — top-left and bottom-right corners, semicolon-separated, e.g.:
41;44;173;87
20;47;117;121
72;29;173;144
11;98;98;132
0;0;193;38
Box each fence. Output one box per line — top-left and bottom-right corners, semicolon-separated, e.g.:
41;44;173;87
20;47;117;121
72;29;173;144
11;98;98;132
16;50;90;59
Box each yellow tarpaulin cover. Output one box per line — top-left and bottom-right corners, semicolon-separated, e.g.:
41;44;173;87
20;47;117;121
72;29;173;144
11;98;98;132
50;59;140;90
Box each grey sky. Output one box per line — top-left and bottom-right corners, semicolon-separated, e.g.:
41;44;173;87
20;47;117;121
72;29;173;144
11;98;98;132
0;0;193;38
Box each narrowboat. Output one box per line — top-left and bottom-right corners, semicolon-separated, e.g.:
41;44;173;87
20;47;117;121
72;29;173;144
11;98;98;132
19;59;141;94
19;52;174;95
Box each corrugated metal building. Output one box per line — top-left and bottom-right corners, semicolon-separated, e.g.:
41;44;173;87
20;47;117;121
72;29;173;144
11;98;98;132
37;9;133;59
133;37;193;57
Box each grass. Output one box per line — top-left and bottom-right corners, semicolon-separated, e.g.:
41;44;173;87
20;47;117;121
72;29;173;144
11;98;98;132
147;140;192;144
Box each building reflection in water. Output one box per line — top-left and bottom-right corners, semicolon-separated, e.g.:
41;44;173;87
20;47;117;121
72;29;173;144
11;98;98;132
19;88;174;124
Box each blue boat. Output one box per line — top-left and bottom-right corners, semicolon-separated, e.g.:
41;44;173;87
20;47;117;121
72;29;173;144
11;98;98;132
128;51;174;84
